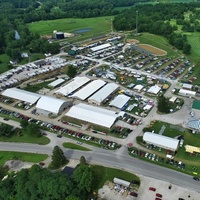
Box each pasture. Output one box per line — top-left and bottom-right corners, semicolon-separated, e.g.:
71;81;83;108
28;16;113;38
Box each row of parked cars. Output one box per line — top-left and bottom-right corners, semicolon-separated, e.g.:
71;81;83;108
0;106;121;149
130;148;186;170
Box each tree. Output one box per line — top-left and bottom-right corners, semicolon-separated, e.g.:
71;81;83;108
51;146;68;168
79;156;87;165
67;65;77;78
66;196;80;200
20;119;29;130
157;95;170;114
26;123;41;137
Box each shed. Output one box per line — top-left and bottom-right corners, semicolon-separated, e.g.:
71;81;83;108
113;178;131;188
182;83;193;90
109;94;130;109
179;89;196;97
147;85;161;95
134;84;144;92
48;78;65;88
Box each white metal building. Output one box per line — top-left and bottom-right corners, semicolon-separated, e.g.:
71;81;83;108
147;85;161;95
1;87;42;104
54;76;90;96
71;80;106;100
113;178;130;188
36;96;72;116
65;103;119;128
48;78;65;88
179;89;196;97
182;83;193;90
91;43;111;52
88;83;119;105
143;132;179;151
109;94;130;109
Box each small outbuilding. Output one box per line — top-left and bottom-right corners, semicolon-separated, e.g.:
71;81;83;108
109;94;130;109
147;85;161;95
113;178;131;188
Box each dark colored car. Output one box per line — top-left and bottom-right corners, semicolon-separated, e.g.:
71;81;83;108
131;180;140;185
156;193;162;198
130;192;138;197
193;177;199;181
149;187;156;191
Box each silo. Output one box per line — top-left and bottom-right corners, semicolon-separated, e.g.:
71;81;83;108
56;32;64;39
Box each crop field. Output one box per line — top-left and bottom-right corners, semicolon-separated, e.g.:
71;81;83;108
28;16;113;37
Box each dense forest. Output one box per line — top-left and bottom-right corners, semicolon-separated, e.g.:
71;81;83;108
0;164;93;200
0;1;200;61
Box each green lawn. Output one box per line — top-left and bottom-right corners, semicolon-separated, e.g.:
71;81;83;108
0;151;48;166
0;54;11;74
143;120;200;171
63;142;91;151
127;32;179;57
23;80;52;92
91;165;140;190
0;129;50;145
28;16;114;38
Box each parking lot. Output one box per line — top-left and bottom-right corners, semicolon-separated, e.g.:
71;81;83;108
98;175;200;200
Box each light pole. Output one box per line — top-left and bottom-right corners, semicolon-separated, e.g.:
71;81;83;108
136;10;138;35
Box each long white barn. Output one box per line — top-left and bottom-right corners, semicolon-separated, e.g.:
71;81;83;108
65;103;119;128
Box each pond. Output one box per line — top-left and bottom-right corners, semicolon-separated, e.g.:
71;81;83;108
74;28;92;34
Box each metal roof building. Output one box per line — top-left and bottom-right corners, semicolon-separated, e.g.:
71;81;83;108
113;178;130;188
65;103;119;128
71;80;106;100
1;87;42;104
36;96;71;115
91;43;111;52
143;132;179;151
54;76;90;96
88;83;119;105
147;85;161;95
48;78;65;88
109;94;130;109
179;89;196;97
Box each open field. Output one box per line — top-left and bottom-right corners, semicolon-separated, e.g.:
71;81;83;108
28;16;113;38
127;33;179;57
0;54;11;74
0;151;48;166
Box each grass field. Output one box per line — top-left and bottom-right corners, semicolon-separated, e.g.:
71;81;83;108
91;165;140;190
0;151;48;166
0;54;11;74
63;142;91;151
28;16;113;38
127;33;180;57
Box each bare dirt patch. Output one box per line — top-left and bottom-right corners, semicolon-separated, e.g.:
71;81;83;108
138;44;167;56
127;39;139;44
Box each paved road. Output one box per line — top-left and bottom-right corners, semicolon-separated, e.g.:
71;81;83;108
0;141;199;192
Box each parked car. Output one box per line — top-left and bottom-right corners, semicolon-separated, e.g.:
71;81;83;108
156;193;162;198
129;192;138;197
149;187;156;191
193;177;199;181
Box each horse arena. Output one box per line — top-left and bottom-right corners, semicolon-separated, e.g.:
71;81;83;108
127;39;167;56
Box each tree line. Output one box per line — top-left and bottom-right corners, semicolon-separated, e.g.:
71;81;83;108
0;162;93;200
112;3;200;54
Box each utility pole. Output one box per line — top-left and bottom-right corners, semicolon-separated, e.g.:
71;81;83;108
136;10;138;36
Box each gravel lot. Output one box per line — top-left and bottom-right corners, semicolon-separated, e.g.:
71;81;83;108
98;175;200;200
